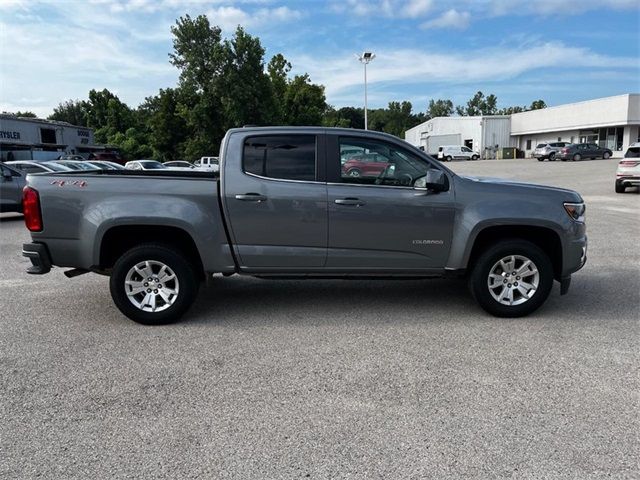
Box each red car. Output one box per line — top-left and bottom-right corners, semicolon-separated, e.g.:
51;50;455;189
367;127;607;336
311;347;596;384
341;153;390;178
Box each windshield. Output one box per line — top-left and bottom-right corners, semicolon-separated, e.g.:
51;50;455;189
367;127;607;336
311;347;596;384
45;162;73;171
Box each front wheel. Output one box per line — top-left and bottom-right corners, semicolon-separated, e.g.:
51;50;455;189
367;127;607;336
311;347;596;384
469;240;553;317
471;155;479;161
549;152;556;161
603;152;611;159
110;244;199;325
445;156;453;162
572;154;581;161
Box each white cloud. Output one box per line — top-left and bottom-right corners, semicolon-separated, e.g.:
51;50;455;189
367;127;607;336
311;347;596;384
420;9;470;30
206;5;303;31
290;42;638;101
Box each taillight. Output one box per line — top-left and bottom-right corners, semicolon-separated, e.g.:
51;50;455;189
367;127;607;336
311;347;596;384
620;160;640;167
561;148;568;153
22;186;43;232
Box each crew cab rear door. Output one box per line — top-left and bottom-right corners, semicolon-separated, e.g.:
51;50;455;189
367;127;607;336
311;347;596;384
221;130;328;270
325;134;455;271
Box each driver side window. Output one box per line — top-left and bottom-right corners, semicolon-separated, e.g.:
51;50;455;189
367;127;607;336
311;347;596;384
339;137;431;187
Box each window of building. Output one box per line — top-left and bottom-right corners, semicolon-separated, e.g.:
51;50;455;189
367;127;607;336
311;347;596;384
526;139;532;150
40;128;56;144
557;137;562;142
243;135;316;182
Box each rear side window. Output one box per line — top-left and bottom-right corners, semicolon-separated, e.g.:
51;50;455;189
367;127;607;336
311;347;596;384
625;147;640;158
244;135;316;181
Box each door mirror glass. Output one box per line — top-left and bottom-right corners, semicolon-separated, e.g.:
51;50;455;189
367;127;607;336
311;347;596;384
2;168;12;179
415;169;447;191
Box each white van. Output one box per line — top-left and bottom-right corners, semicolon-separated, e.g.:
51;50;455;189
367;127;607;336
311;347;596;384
195;156;220;172
437;145;479;162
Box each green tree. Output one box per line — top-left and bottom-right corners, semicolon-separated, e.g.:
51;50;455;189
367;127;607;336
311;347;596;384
456;91;498;116
426;99;454;118
169;14;226;157
530;99;547;110
383;101;413;137
145;88;188;161
48;100;88;126
283;74;327;125
322;106;364;129
3;110;37;118
267;53;291;124
221;27;274;128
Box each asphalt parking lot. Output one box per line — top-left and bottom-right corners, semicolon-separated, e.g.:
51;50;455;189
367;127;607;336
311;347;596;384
1;158;638;479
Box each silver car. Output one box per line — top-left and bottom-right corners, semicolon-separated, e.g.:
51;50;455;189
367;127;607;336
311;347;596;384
533;142;572;161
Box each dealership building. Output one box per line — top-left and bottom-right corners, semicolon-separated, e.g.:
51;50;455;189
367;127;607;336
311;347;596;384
405;94;640;158
0;114;103;161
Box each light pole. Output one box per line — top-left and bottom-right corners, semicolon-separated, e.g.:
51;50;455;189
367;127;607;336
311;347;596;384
357;51;375;130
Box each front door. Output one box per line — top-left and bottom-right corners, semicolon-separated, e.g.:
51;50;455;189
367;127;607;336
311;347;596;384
222;132;328;270
326;135;455;271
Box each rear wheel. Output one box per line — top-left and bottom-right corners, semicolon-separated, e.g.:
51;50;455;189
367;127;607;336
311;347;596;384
471;155;479;161
110;244;199;325
537;157;544;162
572;154;581;161
615;180;626;193
469;239;553;317
603;152;611;159
549;152;556;161
347;168;361;177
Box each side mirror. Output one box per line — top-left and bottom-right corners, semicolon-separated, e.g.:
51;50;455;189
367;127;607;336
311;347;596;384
415;169;447;192
2;169;12;179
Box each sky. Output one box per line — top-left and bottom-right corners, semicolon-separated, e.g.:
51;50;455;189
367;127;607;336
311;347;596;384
0;0;639;118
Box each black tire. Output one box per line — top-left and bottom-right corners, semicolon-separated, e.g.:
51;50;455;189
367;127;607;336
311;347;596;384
560;158;567;162
549;152;556;161
110;243;199;325
471;155;479;161
603;152;611;159
469;239;554;318
615;181;626;193
446;156;453;162
537;157;544;162
348;168;361;177
572;154;581;161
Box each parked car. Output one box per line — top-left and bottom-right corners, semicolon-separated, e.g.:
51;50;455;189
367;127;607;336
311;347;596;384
557;143;613;161
125;160;168;171
195;156;219;172
341;153;390;178
615;142;640;193
6;160;72;174
22;127;587;325
164;161;194;169
87;152;124;165
533;142;572;161
57;154;85;161
437;145;479;162
0;163;26;213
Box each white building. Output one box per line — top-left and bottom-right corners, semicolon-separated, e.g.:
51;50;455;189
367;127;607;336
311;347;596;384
405;94;640;158
404;115;512;157
511;94;639;155
0;114;97;161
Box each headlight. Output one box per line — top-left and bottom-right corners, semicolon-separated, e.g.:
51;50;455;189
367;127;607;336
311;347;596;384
564;202;585;222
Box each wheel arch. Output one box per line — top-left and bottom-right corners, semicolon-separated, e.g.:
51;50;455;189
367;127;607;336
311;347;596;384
466;225;563;280
98;225;205;279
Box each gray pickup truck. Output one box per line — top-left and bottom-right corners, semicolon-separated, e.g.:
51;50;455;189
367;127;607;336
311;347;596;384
22;127;587;324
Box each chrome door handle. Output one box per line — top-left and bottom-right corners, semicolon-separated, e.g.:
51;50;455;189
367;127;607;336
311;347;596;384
235;193;267;202
334;198;365;206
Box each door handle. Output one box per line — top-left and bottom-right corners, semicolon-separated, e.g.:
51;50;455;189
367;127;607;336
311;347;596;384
235;193;267;202
334;198;365;206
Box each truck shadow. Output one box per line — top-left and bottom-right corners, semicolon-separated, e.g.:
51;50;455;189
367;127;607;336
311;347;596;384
186;269;639;326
